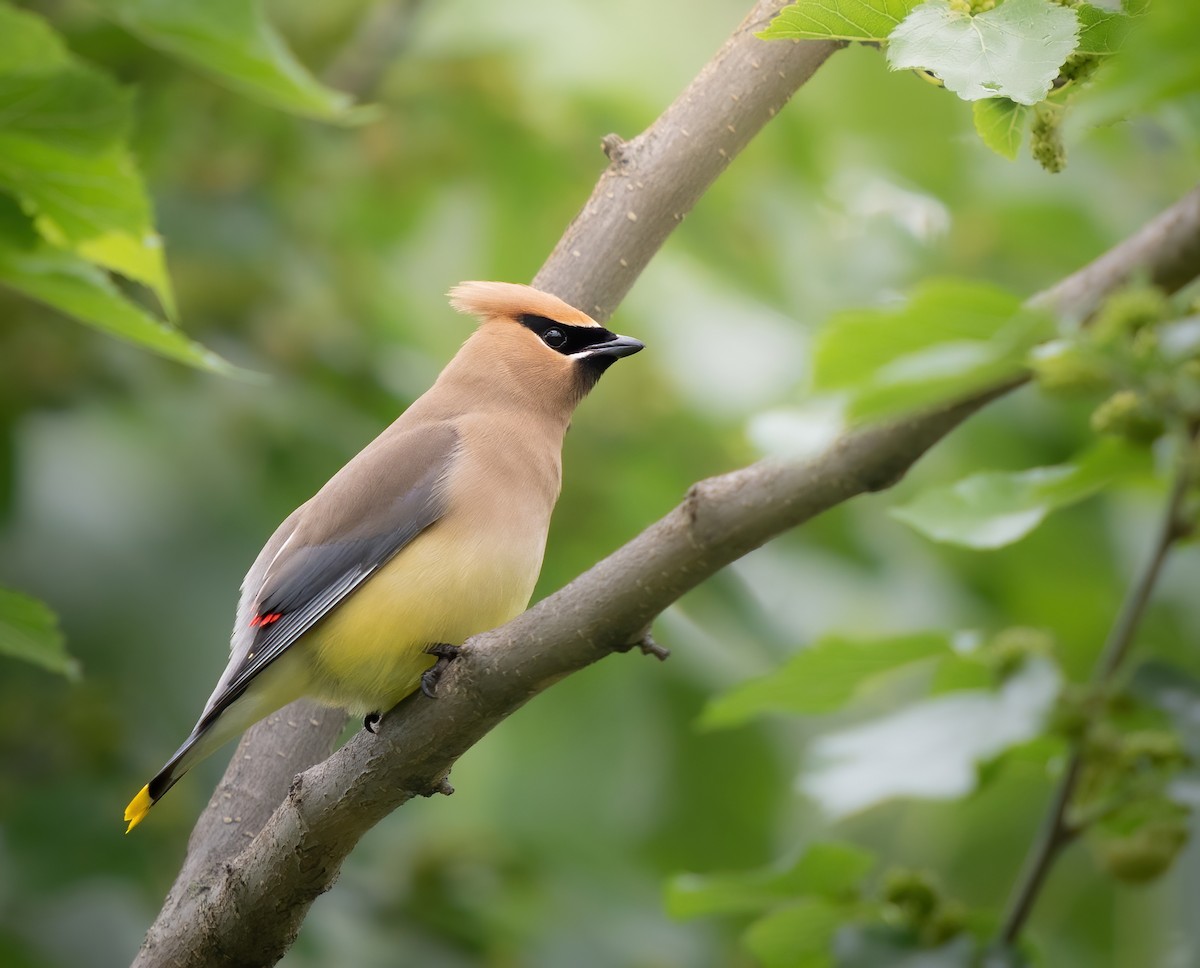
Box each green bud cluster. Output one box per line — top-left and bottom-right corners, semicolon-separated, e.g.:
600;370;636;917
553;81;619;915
1057;51;1101;86
1090;798;1190;884
1090;389;1165;443
1056;681;1194;886
1031;342;1111;393
1031;103;1066;173
1118;730;1189;772
1033;285;1200;450
879;869;968;947
1092;286;1170;346
1050;682;1125;745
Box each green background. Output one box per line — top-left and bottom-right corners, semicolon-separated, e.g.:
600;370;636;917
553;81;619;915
1;0;1198;966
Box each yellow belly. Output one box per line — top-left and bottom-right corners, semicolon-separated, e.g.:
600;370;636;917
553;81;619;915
302;516;544;715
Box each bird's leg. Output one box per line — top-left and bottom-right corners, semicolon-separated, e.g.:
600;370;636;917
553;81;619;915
363;711;382;733
421;643;462;698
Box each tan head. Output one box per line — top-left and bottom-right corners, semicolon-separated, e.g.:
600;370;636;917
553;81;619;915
443;281;644;415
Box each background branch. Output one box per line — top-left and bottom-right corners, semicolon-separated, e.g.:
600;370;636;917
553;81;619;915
322;0;428;101
994;431;1197;948
530;12;842;318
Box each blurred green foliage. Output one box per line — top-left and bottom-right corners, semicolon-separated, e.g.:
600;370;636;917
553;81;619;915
1;0;1200;966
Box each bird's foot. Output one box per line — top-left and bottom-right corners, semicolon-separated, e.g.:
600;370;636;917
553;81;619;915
421;643;462;698
363;711;382;733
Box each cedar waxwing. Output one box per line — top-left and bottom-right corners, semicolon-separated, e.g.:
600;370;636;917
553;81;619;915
124;282;643;831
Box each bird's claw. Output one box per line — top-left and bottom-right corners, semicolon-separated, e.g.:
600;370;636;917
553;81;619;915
363;711;381;733
421;643;462;698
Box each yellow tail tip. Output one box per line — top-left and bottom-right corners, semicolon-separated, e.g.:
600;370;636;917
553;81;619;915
124;785;153;833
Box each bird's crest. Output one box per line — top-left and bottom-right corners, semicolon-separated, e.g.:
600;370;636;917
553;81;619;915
448;281;600;328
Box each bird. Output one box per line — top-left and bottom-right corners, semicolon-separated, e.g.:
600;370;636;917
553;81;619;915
124;281;643;832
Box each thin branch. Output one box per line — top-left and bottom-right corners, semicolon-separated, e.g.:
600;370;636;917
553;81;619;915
531;14;842;321
1096;459;1194;680
994;755;1086;951
322;0;427;101
994;433;1196;948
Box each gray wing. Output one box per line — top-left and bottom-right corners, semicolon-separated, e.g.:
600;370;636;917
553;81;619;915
196;421;460;729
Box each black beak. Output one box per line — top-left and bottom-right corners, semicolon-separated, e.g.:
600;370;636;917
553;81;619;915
586;334;645;360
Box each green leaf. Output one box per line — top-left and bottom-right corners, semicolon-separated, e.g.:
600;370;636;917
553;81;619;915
76;229;176;319
1075;3;1132;56
0;6;176;317
760;0;922;42
813;279;1055;423
667;842;875;919
0;9;142;241
814;280;1021;388
0;188;37;246
0;4;71;73
94;0;364;122
0;233;236;374
889;439;1145;549
973;735;1064;795
0;68;132;155
1075;0;1199;123
801;658;1061;817
928;653;995;694
972;98;1031;160
0;587;79;680
701;632;954;729
744;899;841;968
888;0;1080;105
0;140;176;317
0;136;150;244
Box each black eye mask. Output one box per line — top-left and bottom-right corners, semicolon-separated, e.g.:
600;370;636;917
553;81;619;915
520;314;618;356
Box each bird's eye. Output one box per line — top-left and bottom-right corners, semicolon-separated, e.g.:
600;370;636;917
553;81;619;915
542;327;567;349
